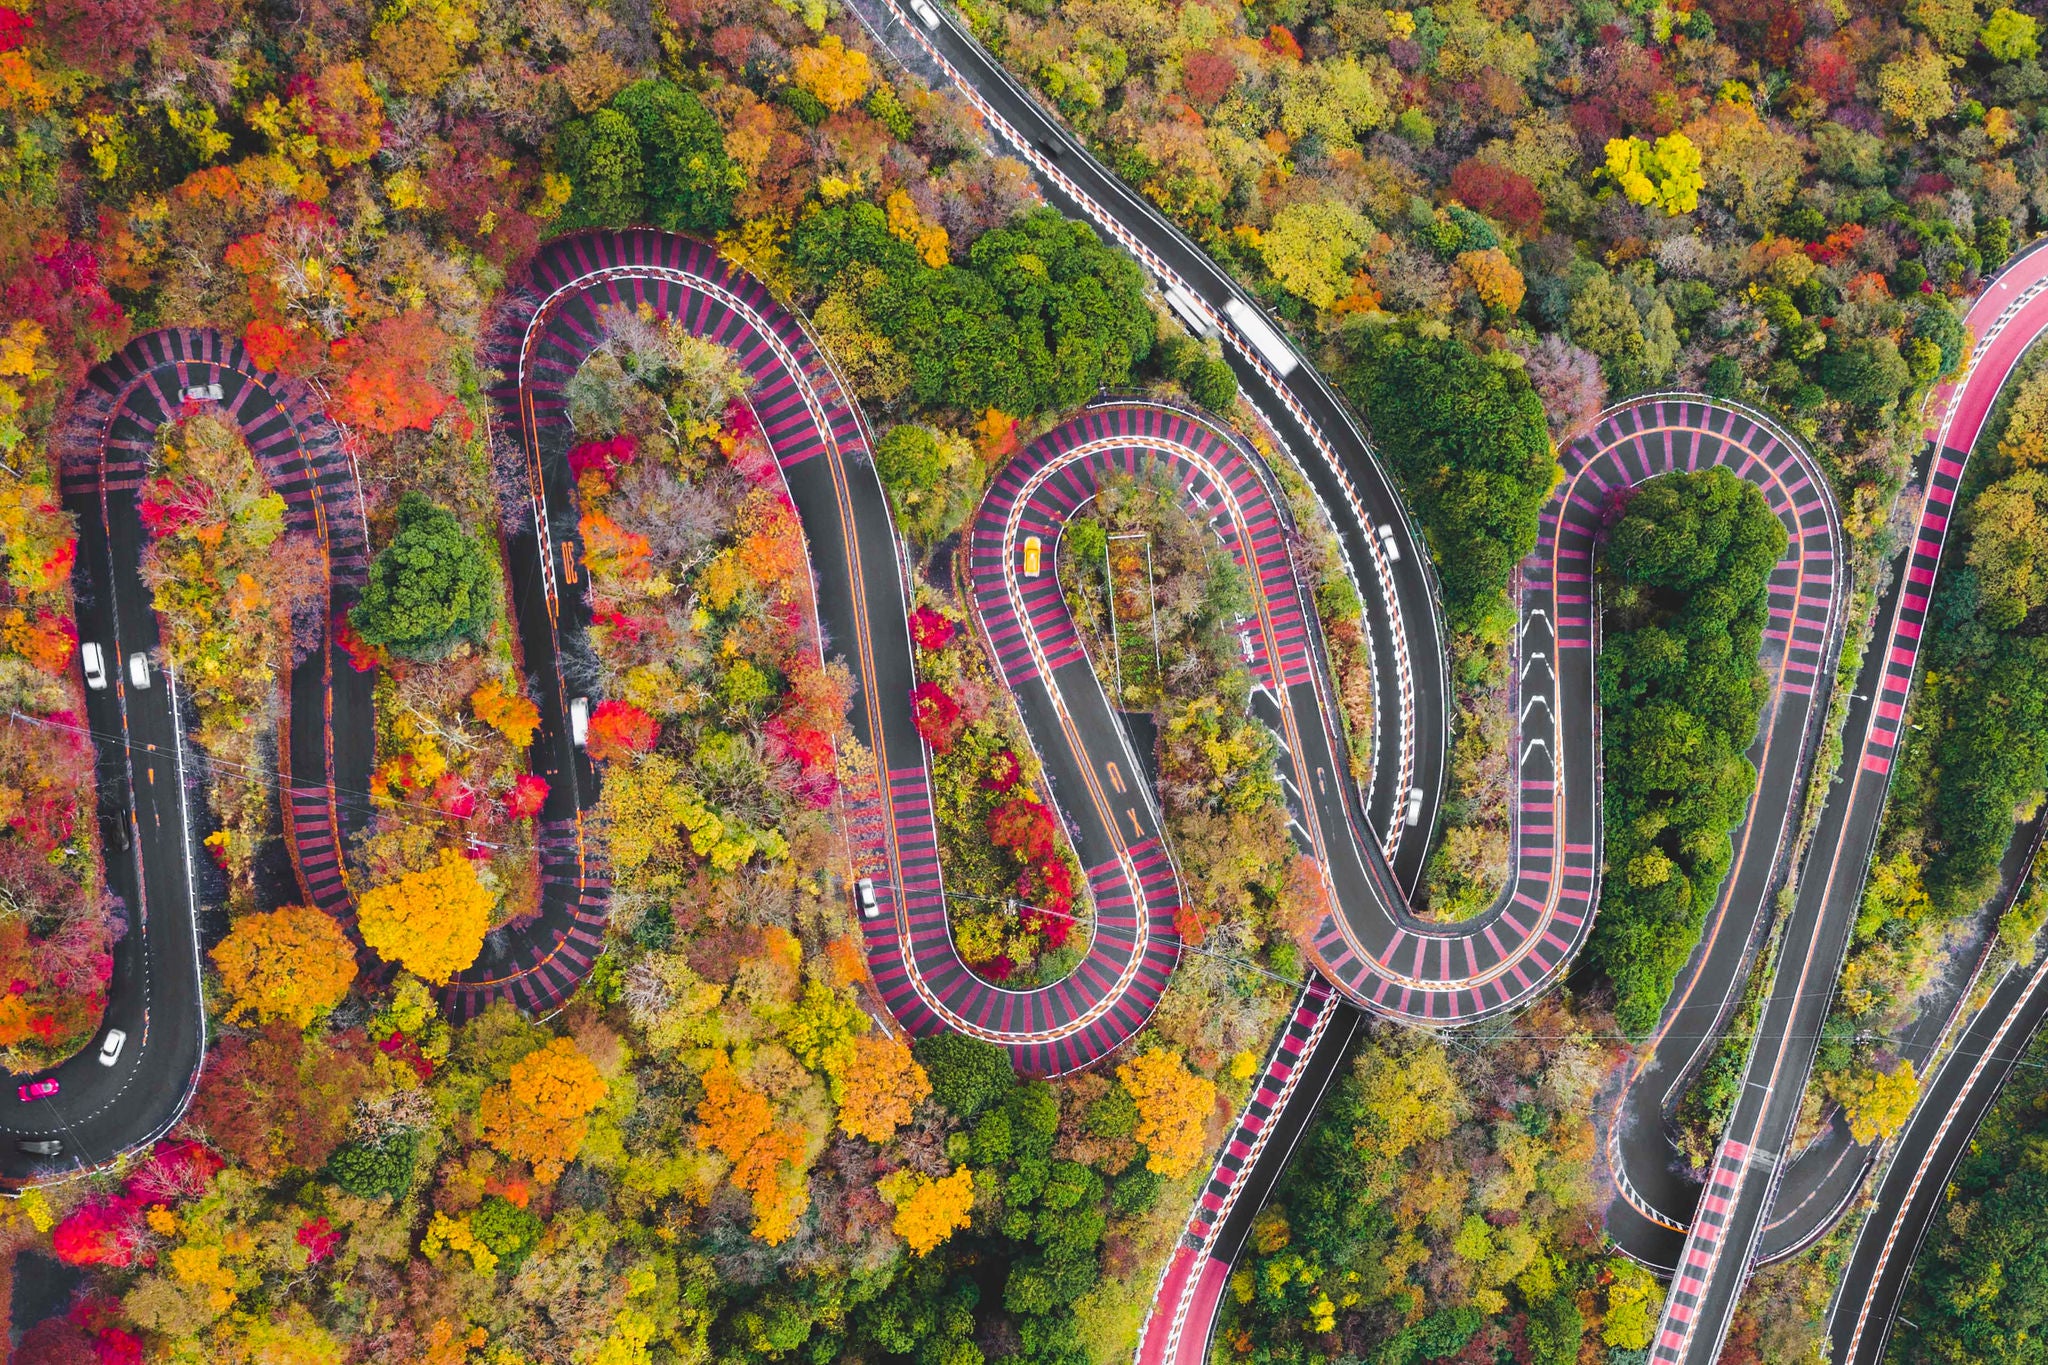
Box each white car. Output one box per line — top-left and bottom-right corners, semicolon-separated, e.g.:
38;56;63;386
569;697;590;747
1377;523;1403;563
97;1029;126;1067
856;877;880;920
1404;787;1425;827
909;0;941;26
80;642;108;691
127;652;151;689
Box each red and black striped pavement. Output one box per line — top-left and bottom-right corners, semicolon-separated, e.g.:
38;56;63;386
51;328;379;945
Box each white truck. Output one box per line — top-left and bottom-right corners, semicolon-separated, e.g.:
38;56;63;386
1223;298;1299;377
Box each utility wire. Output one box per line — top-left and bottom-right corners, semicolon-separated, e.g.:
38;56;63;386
8;707;504;847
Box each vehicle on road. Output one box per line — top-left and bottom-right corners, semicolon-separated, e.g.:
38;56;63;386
126;651;151;689
15;1139;60;1157
569;696;589;747
80;642;108;691
1404;787;1425;827
1377;523;1402;563
1164;283;1217;340
856;877;879;920
17;1078;58;1103
1023;535;1042;577
909;0;940;26
98;1029;126;1067
1223;299;1300;377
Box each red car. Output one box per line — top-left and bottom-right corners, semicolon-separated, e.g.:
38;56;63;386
17;1079;57;1103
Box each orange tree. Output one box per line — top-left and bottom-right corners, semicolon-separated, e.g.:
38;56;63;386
834;1033;930;1143
695;1060;810;1244
209;905;357;1028
355;849;492;985
477;1037;607;1183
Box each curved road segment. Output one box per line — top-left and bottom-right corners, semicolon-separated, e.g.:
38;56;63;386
1821;239;2048;1364
854;6;2048;1364
24;19;2048;1364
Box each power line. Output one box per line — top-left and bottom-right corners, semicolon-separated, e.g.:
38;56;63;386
8;707;502;847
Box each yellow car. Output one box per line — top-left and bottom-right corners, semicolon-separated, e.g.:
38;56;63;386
1023;535;1042;577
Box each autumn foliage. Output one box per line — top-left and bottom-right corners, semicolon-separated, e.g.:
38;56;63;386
883;1167;975;1256
696;1061;810;1244
329;312;455;434
909;682;963;752
1117;1048;1218;1179
835;1033;931;1143
477;1038;607;1183
210;905;358;1028
584;699;658;763
470;679;539;747
355;849;493;984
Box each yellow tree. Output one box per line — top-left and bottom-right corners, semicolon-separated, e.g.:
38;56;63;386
1877;40;1957;134
1603;133;1702;215
1603;1257;1660;1350
479;1038;608;1182
835;1034;931;1143
210;906;358;1027
793;35;872;112
881;1167;975;1255
470;679;539;747
356;849;493;984
1116;1048;1218;1179
1833;1060;1920;1144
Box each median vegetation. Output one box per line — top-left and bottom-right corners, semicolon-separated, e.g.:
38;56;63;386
1215;1003;1658;1365
0;460;114;1069
1591;468;1786;1035
1339;319;1559;923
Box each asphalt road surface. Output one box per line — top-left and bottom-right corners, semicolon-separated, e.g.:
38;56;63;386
31;20;2048;1365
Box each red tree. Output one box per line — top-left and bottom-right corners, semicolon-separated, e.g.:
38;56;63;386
988;797;1056;863
329;312;456;434
1449;160;1545;235
909;683;963;752
585;700;659;763
1180;49;1237;109
12;1319;98;1365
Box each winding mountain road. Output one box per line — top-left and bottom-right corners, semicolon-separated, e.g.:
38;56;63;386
26;12;2048;1363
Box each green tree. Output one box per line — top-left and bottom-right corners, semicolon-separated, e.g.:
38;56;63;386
351;493;497;659
1338;321;1557;632
874;423;981;545
326;1133;417;1199
792;204;1151;417
610;80;735;233
1817;336;1912;412
1566;271;1679;397
1593;468;1787;1031
470;1195;544;1270
913;1033;1016;1118
555;107;645;229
